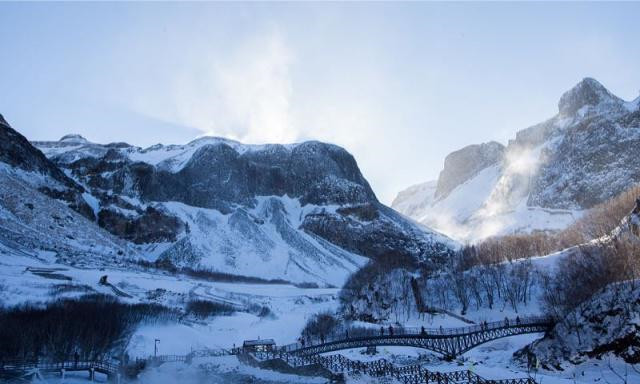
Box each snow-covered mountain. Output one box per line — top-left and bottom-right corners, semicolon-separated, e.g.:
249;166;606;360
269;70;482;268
0;114;132;264
15;120;455;286
393;78;640;242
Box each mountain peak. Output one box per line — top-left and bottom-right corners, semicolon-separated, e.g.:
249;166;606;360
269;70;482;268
558;77;621;117
0;113;9;127
59;134;89;144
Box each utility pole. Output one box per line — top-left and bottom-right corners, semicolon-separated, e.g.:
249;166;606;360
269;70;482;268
154;339;160;358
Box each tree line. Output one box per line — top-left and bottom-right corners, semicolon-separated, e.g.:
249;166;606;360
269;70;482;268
0;294;177;362
459;184;640;267
421;184;640;319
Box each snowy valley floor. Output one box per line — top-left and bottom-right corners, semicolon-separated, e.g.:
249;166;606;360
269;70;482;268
2;252;638;383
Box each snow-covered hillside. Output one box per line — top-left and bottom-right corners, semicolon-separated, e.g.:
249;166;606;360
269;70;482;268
393;78;640;242
0;115;132;264
520;281;640;368
0;247;342;362
154;197;367;287
391;180;437;219
2;116;456;286
0;166;131;264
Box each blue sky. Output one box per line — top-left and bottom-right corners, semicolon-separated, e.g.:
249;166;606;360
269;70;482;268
1;2;639;203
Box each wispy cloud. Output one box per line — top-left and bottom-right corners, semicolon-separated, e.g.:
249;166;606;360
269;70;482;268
171;29;296;144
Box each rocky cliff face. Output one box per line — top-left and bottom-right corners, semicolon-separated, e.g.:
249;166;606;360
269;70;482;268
28;130;454;285
527;108;640;210
393;78;640;241
631;199;640;238
35;137;376;209
434;141;505;200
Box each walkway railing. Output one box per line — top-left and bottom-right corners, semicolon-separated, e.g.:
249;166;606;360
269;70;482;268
0;349;235;378
250;350;537;384
279;316;553;355
0;359;120;377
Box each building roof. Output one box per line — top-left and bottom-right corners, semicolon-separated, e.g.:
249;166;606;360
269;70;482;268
243;339;275;347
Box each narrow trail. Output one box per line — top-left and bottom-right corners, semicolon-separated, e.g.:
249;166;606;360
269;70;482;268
188;284;245;310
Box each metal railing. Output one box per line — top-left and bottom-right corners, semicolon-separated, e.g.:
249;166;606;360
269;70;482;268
0;359;119;375
279;316;553;353
250;350;538;384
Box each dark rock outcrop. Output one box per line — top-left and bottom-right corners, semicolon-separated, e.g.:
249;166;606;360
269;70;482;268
558;77;623;117
302;204;451;262
98;206;183;244
49;140;376;213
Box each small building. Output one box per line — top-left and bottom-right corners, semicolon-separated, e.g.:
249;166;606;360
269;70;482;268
242;339;275;353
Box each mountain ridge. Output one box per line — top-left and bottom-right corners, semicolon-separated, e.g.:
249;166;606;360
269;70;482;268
0;117;457;286
393;78;640;241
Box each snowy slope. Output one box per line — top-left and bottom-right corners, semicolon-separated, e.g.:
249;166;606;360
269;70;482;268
390;180;437;219
0;165;133;264
393;78;639;242
156;197;366;286
0;247;342;360
0;117;131;264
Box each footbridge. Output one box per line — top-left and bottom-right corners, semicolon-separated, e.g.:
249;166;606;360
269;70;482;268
280;316;553;359
0;360;121;382
0;318;553;382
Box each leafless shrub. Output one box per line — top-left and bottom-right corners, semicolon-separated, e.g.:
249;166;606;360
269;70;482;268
460;184;640;268
542;237;640;321
301;312;340;342
185;299;235;319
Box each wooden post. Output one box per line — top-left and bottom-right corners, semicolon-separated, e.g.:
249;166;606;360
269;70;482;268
60;368;65;379
89;367;95;381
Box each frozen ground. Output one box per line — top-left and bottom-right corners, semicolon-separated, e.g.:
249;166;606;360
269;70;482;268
0;251;339;383
136;356;327;384
0;251;338;355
